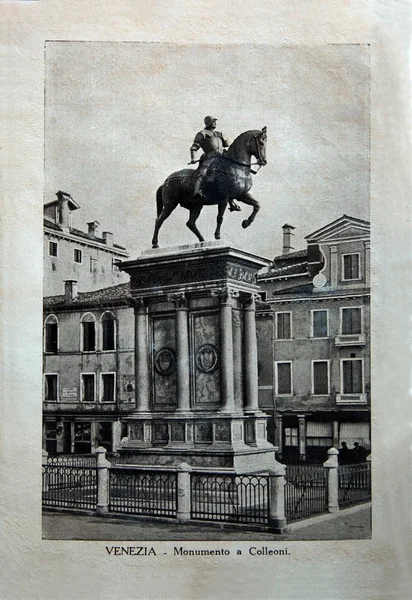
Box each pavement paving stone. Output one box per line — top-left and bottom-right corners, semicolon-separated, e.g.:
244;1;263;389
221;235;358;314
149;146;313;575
42;507;371;542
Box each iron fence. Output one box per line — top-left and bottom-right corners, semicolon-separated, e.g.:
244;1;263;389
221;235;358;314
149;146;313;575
42;464;97;510
191;473;269;525
285;464;328;522
47;454;97;467
338;462;371;508
109;468;177;517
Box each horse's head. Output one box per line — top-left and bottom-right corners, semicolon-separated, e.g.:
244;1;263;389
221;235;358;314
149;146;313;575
250;126;267;166
225;127;267;168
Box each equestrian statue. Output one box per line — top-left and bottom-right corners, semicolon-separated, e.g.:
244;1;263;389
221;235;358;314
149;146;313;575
151;116;267;248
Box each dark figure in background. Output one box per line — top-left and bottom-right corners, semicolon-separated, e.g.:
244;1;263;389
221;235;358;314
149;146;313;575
190;116;240;211
353;442;367;463
339;441;352;465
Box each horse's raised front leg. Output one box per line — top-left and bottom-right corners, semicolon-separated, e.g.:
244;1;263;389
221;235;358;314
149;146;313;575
214;199;228;240
238;192;260;229
186;205;204;242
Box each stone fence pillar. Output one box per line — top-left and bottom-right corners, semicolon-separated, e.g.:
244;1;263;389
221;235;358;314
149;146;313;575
268;463;287;532
42;449;49;492
176;462;192;522
324;447;339;514
96;446;112;515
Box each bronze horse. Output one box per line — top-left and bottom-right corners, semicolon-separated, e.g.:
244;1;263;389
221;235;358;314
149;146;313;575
151;127;267;248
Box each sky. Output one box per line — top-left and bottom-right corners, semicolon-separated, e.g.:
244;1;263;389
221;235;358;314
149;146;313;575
45;43;370;259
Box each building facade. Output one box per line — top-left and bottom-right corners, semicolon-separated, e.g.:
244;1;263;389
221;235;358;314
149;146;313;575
43;214;371;463
44;191;129;296
257;215;371;462
43;281;135;454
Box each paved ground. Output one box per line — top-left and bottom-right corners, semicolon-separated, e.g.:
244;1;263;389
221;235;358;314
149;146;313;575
43;506;371;541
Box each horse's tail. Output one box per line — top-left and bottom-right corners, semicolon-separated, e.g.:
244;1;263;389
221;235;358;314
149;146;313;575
156;185;164;217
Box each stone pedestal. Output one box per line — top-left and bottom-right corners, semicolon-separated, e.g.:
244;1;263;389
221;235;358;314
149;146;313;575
118;242;279;473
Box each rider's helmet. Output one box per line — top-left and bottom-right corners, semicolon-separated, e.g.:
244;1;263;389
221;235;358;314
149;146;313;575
204;115;217;127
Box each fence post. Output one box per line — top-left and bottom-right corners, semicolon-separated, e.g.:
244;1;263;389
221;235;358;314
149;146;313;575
268;463;287;532
176;462;192;522
42;449;49;492
96;446;111;515
324;447;339;514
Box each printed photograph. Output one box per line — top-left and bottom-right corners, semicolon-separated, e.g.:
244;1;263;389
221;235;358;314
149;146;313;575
42;42;371;541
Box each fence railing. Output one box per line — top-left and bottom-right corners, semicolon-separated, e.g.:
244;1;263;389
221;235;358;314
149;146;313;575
47;454;97;468
42;463;97;510
109;468;177;517
285;465;328;523
338;462;371;508
191;473;269;525
42;448;371;530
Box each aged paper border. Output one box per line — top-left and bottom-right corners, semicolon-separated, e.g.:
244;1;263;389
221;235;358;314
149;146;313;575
1;1;411;598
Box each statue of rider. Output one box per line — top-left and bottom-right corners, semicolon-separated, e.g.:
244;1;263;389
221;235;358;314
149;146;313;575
190;116;240;211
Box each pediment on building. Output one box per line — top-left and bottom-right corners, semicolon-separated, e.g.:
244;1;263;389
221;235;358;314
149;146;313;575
306;215;370;244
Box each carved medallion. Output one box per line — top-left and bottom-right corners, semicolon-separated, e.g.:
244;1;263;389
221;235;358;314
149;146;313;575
195;344;219;373
313;273;327;288
154;347;176;376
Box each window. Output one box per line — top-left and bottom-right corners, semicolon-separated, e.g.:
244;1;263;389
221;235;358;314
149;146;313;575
276;312;292;339
90;257;98;273
44;314;58;353
74;248;82;264
112;259;120;272
341;359;363;394
306;422;333;447
342;253;360;280
81;374;95;402
101;373;115;402
97;422;113;453
275;361;292;395
284;427;298;447
44;374;58;401
45;421;57;454
49;241;58;257
341;307;362;335
81;313;96;351
74;422;92;453
311;309;328;338
312;361;330;395
101;312;116;351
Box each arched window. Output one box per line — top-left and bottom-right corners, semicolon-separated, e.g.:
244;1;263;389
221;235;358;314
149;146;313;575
101;311;116;351
44;314;59;353
80;313;96;352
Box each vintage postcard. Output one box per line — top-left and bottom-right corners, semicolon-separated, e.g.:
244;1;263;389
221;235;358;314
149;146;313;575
1;1;411;599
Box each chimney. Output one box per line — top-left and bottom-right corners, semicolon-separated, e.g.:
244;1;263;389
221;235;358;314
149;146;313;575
56;191;72;231
102;231;113;247
282;223;295;255
64;280;78;303
87;220;100;237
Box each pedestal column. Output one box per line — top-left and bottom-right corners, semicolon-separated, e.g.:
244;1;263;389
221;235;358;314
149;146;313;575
174;294;191;412
133;299;150;412
232;304;243;412
244;293;260;412
220;288;235;413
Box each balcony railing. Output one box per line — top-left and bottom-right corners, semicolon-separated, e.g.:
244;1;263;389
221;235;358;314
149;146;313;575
335;334;366;347
336;393;367;405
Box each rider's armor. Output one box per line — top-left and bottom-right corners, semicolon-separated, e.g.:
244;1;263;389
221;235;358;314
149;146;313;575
190;124;240;210
190;129;230;158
